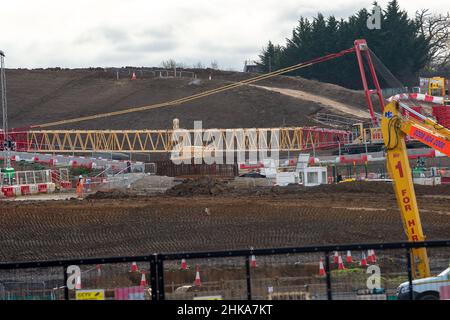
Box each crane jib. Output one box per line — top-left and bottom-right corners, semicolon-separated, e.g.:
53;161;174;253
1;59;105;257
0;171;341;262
408;126;450;156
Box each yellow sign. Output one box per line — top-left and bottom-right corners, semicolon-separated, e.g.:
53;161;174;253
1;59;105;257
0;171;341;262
75;289;105;300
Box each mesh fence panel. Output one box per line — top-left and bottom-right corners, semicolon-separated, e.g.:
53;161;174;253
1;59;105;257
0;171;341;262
0;266;65;300
164;257;247;300
329;248;408;300
0;242;449;300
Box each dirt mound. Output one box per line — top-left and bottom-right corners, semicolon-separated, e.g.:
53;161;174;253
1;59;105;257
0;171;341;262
307;181;450;195
165;179;450;197
6;68;367;130
165;176;233;196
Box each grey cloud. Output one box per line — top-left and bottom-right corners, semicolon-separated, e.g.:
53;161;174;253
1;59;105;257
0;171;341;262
74;27;131;45
115;39;177;53
196;41;258;55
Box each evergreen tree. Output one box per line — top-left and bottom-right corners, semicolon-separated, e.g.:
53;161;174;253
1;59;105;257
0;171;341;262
258;41;282;72
258;0;432;89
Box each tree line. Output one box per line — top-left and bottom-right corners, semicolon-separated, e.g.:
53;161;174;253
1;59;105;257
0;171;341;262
258;0;450;89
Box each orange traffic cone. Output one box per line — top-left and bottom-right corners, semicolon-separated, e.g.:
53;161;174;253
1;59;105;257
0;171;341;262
194;266;201;286
333;251;339;264
319;258;325;276
371;250;377;263
360;252;367;267
180;259;187;270
140;270;147;286
130;262;139;273
338;255;345;270
131;72;137;80
75;275;81;290
367;250;373;263
346;250;352;263
250;255;257;268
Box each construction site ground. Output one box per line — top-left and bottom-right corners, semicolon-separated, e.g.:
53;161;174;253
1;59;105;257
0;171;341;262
1;180;449;263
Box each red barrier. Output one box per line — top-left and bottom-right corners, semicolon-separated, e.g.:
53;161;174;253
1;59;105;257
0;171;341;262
20;185;31;195
1;186;15;197
38;184;48;193
60;181;72;190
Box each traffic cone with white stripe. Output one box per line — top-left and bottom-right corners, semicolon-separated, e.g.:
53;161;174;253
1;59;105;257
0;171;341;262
75;275;81;290
319;258;325;277
369;249;377;263
333;251;339;264
194;266;201;286
367;250;373;263
250;255;257;268
338;255;345;270
346;250;352;264
180;259;187;270
131;72;137;80
130;262;139;273
140;270;147;286
360;252;367;267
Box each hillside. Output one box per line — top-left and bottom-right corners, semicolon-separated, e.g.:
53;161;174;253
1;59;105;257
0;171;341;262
5;68;371;130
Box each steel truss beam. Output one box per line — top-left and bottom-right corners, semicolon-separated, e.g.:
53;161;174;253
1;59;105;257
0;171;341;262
25;128;349;153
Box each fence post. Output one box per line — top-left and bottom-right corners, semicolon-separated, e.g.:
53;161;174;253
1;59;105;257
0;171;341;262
150;255;158;301
157;257;165;300
406;248;414;300
63;265;69;300
245;256;252;300
324;251;333;300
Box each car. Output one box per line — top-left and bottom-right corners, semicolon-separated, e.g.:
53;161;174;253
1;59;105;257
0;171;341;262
397;267;450;300
239;172;266;178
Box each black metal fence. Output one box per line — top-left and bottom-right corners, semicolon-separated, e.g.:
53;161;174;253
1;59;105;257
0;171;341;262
0;241;449;300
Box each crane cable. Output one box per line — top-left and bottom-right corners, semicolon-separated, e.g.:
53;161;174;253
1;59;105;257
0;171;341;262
37;47;356;128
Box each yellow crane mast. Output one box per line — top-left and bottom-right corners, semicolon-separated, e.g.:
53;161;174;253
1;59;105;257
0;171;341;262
381;100;450;279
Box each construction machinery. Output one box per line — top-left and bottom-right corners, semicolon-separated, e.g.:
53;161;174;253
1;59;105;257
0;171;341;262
426;77;447;97
2;39;449;281
381;100;450;279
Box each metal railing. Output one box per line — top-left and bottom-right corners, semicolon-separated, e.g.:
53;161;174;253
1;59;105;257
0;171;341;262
0;241;449;300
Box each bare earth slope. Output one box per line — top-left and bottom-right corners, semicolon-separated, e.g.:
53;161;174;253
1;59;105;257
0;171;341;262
6;69;369;130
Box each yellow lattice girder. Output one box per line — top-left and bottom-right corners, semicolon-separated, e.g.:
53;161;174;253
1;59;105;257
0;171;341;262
26;128;349;153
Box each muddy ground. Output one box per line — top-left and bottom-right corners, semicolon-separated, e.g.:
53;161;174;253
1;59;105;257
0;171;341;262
1;181;449;263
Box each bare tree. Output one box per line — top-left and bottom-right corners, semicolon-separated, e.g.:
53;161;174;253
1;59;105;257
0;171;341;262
193;61;204;69
416;9;450;68
210;60;219;70
161;59;177;69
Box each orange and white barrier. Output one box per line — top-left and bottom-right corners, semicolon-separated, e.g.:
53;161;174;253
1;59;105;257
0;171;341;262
388;93;444;105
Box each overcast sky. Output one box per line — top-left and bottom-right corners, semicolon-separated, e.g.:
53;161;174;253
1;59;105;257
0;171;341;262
0;0;449;70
